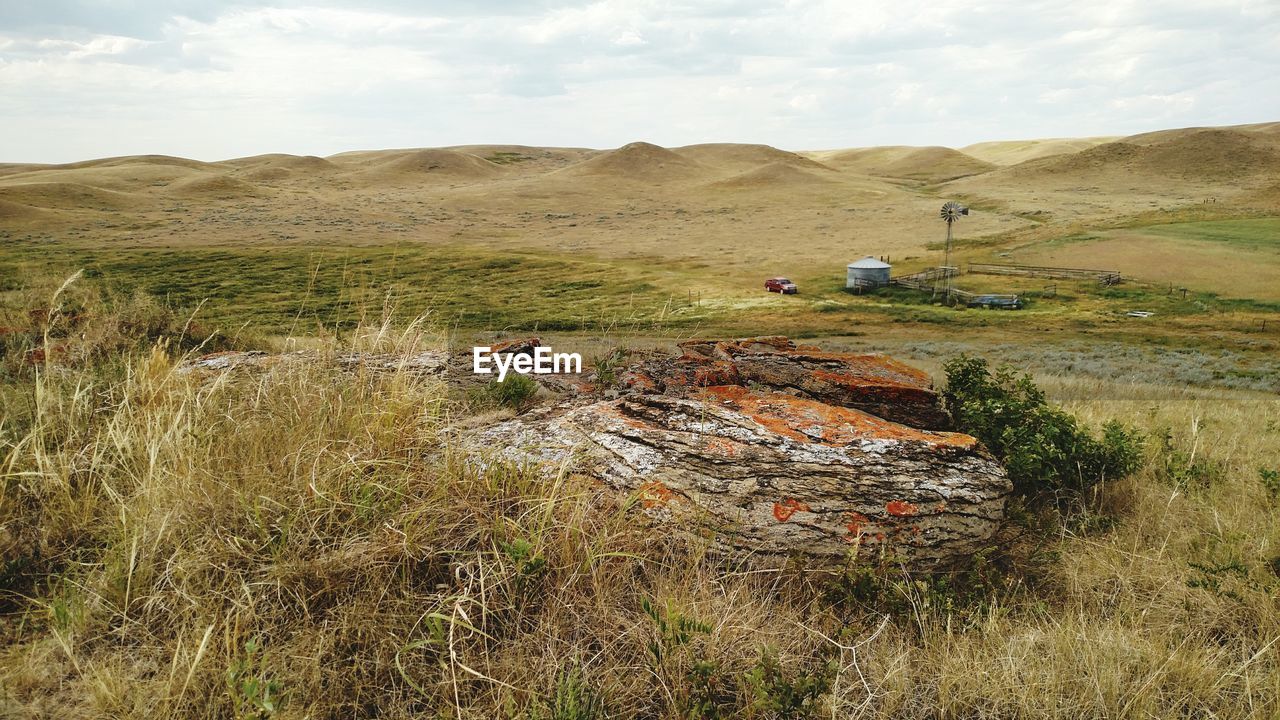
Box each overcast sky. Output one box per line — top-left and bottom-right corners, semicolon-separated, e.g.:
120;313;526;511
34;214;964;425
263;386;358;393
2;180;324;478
1;0;1277;162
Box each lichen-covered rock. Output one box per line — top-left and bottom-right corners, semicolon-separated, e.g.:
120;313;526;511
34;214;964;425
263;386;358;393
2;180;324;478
478;381;1010;569
183;335;1011;568
619;336;952;430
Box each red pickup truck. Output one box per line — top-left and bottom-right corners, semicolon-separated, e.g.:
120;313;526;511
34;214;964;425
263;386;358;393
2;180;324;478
765;277;798;294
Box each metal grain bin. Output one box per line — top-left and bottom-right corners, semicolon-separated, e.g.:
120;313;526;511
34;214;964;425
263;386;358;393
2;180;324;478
846;257;891;289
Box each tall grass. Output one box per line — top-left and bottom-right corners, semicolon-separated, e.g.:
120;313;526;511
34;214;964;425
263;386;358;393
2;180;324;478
2;279;1279;718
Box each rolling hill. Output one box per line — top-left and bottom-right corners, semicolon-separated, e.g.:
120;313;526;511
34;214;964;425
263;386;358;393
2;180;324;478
817;146;995;182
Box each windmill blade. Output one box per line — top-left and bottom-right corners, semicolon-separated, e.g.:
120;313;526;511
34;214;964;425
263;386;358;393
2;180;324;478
940;201;968;222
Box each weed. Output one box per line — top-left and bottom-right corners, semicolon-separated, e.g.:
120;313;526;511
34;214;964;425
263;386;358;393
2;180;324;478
1259;467;1280;497
500;536;549;597
473;373;541;411
590;346;629;386
641;598;712;668
1152;427;1227;491
226;638;284;720
526;666;607;720
743;648;834;719
640;599;733;718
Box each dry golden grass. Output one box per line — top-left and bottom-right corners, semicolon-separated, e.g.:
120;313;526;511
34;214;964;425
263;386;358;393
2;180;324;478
2;277;1278;718
960;137;1119;166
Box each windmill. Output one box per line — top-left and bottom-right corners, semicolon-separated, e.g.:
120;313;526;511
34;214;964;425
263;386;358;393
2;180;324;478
933;201;969;300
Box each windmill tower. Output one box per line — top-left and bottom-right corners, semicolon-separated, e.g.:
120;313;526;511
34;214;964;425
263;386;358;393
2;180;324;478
933;201;969;300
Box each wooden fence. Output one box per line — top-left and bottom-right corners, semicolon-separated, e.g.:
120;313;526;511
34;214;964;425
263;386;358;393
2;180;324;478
890;266;959;292
967;262;1121;285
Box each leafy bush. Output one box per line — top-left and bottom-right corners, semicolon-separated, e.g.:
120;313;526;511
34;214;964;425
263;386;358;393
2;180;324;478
943;355;1143;500
474;372;540;411
743;648;834;718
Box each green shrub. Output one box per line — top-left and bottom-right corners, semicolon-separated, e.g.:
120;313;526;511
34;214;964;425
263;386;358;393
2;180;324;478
743;648;834;718
590;346;629;386
1259;467;1280;497
226;638;284;720
473;373;540;411
943;355;1143;501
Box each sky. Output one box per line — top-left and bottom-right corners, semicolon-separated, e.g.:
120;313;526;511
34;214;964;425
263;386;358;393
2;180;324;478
1;0;1277;163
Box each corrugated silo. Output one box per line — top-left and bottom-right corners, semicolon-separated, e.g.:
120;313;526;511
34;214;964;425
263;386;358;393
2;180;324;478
846;257;891;289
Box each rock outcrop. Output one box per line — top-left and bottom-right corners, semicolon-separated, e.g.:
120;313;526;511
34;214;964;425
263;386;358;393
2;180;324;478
183;335;1011;569
619;336;952;429
482;337;1011;569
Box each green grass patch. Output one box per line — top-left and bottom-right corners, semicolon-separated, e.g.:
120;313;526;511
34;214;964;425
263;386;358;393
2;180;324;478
0;241;715;334
1137;217;1280;251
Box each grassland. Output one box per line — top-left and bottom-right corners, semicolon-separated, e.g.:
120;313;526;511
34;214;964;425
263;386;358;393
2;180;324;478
1010;218;1280;302
1;280;1278;718
1140;217;1280;250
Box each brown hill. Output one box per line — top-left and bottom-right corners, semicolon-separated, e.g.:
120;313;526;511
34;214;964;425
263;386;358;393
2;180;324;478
0;198;54;223
225;154;339;172
673;143;834;172
55;154;222;172
164;174;264;199
0;182;142;211
995;128;1280;181
1240;182;1280;210
820;146;994;182
0;163;46;179
1120;121;1280;146
354;149;503;183
443;145;595;172
556;142;710;182
0;162;211;194
708;162;838;190
236;167;293;183
961;137;1117;165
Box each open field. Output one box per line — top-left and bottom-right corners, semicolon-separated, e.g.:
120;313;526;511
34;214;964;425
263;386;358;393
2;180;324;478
1014;220;1280;302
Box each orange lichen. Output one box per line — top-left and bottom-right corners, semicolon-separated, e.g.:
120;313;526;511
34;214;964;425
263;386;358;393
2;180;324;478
772;498;811;522
843;511;869;539
885;500;919;517
638;480;678;508
619;370;659;393
705;437;739;456
693;385;974;448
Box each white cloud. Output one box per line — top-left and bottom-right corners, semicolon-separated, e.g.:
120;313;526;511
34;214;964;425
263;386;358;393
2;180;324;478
0;0;1276;161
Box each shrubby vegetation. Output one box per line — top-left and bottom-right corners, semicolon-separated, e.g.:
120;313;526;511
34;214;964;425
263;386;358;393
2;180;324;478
472;373;541;412
943;355;1144;501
